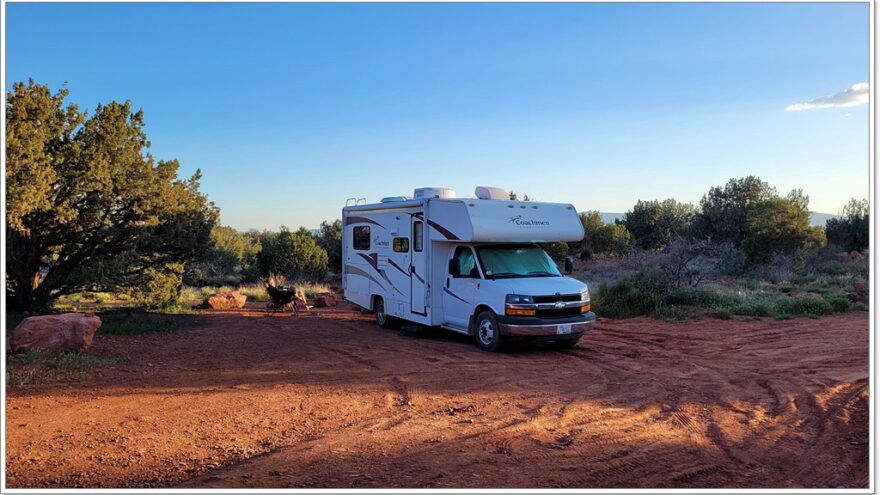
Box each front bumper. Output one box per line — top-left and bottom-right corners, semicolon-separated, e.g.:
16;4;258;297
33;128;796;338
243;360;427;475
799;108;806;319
496;311;597;337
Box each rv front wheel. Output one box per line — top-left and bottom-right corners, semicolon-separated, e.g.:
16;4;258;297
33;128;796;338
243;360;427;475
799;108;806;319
475;311;504;352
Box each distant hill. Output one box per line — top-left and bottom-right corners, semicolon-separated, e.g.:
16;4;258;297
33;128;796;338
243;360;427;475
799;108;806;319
810;212;839;227
586;212;837;227
599;212;624;224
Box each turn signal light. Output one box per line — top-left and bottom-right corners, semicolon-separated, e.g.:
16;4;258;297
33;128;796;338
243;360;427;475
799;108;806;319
506;308;536;316
580;304;591;313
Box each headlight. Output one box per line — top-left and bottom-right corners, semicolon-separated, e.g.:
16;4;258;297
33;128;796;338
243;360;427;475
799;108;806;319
580;287;590;302
505;294;534;305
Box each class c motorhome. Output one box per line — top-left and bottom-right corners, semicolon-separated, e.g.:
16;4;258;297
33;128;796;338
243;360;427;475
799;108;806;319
342;186;596;351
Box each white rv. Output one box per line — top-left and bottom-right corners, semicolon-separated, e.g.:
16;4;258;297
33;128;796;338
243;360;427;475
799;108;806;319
341;186;595;351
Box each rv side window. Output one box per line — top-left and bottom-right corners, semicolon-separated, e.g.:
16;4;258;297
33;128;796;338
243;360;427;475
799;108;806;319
451;246;480;278
393;237;409;252
413;222;423;252
353;226;370;250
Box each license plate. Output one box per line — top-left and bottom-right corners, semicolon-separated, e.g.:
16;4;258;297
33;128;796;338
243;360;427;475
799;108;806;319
557;323;572;335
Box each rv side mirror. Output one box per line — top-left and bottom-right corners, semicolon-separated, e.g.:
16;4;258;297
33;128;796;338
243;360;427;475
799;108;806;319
448;258;460;276
564;255;574;274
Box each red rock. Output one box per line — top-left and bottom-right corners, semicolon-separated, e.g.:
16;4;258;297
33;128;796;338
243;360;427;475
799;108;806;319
205;290;247;310
11;313;102;353
313;293;337;308
848;282;869;303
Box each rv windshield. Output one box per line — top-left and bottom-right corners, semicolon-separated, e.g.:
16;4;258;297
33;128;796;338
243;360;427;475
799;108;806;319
476;245;561;279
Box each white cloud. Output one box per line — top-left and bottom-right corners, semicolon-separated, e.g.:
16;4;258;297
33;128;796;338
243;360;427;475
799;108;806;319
785;82;869;111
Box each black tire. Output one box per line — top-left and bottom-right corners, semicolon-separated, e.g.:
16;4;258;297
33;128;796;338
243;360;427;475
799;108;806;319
553;337;581;350
474;310;504;352
374;298;398;329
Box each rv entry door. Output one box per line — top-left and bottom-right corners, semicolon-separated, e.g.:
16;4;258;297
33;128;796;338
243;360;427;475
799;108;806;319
410;218;427;315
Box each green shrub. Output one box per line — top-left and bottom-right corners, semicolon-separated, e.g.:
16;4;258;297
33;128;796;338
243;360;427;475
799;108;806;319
621;198;695;250
731;300;774;317
65;293;84;303
775;297;833;317
238;284;269;302
93;292;113;304
717;247;749;276
127;264;185;310
668;286;732;307
632;266;669;293
825;198;869;252
708;308;732;319
258;227;328;280
822;292;852;313
592;279;664;318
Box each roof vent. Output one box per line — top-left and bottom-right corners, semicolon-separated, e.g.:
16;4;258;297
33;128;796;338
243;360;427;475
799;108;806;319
414;187;456;199
474;186;508;200
381;196;409;203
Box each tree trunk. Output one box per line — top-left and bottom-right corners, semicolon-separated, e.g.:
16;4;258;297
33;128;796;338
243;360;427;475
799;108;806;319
6;231;51;313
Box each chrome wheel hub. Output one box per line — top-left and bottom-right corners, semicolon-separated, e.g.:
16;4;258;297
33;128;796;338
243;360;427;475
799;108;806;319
478;319;494;345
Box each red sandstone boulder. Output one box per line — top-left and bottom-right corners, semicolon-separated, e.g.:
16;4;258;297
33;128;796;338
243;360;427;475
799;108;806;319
11;313;102;353
313;293;337;308
848;282;869;303
206;290;247;310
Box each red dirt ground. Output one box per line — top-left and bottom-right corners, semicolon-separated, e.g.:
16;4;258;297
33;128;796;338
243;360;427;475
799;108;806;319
5;301;869;489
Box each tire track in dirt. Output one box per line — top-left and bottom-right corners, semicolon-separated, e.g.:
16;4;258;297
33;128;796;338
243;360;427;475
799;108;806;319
5;304;869;489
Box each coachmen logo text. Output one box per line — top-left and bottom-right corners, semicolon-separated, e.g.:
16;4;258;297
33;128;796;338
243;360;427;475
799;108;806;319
508;215;550;227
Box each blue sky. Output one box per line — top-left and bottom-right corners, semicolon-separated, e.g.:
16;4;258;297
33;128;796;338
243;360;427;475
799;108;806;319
5;2;870;230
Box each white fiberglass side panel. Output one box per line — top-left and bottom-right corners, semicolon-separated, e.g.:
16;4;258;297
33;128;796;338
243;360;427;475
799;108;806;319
467;201;584;243
427;199;584;243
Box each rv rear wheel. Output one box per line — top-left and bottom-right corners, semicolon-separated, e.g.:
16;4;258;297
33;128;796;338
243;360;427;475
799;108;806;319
474;311;504;352
374;298;398;329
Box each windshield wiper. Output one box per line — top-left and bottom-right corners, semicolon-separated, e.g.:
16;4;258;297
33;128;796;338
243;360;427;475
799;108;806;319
488;272;521;279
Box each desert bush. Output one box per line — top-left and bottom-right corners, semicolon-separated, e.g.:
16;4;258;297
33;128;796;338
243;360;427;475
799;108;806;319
258;227;328;281
632;266;669;293
591;279;665;318
742;196;825;263
622;199;695;250
629;237;713;290
709;308;732;319
822;292;852;313
730;300;775;317
315;220;343;274
542;241;570;263
93;292;114;304
717;246;749;276
667;285;732;307
578;213;634;258
775;297;833;317
826;198;869;252
238;284;269;302
127;264;185;310
693;176;778;245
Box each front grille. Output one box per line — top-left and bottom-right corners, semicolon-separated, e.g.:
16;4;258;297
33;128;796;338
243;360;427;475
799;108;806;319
533;294;580;304
536;307;583;318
